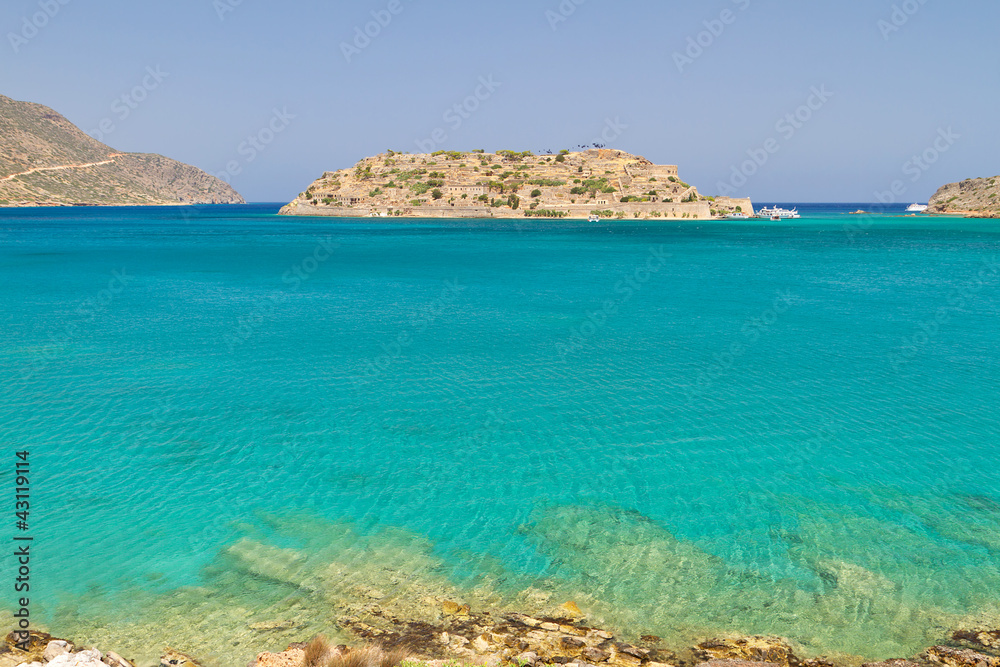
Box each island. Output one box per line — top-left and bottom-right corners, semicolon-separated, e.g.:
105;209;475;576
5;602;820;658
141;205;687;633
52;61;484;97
926;176;1000;218
0;94;244;206
279;149;752;220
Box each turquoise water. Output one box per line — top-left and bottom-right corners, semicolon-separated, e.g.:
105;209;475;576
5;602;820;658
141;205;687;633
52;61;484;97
2;204;999;665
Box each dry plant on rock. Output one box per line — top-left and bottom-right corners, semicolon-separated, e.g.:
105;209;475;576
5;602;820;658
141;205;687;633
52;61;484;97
323;644;410;667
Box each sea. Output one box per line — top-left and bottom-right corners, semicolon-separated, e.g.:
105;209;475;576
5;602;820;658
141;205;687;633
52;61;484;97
1;203;998;666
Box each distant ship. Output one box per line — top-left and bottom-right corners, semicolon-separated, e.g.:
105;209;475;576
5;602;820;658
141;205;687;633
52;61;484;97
756;206;800;219
906;203;929;213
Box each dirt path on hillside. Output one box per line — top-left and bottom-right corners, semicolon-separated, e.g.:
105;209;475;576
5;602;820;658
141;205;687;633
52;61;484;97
0;153;124;182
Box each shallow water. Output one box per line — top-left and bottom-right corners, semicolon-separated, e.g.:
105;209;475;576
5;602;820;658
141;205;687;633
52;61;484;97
2;204;999;666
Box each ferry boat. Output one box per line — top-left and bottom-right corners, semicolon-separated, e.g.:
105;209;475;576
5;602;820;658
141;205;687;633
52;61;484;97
756;206;800;219
906;203;929;213
726;212;750;220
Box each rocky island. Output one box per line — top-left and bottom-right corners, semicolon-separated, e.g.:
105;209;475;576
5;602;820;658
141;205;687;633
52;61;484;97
926;176;1000;217
279;149;752;220
0;94;244;206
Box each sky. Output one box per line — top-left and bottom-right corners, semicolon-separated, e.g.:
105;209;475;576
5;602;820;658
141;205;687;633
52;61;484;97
2;0;998;203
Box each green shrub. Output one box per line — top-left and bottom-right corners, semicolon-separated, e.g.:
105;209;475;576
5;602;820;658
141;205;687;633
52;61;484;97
531;189;542;198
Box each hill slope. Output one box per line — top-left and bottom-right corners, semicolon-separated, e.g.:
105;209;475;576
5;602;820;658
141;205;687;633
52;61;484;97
927;176;1000;217
0;94;244;206
280;149;751;220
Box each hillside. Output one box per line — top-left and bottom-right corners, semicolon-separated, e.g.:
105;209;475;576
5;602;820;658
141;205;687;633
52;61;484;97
926;176;1000;217
279;149;751;220
0;94;244;206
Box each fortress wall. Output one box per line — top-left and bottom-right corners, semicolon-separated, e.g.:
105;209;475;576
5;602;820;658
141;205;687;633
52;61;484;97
284;200;713;219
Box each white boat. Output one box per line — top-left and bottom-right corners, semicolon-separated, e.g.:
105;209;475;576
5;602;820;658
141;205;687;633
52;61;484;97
726;212;750;220
756;206;800;219
588;215;601;222
906;203;928;213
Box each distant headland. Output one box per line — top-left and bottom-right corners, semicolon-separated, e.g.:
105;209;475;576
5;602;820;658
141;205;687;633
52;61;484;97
0;94;244;207
926;176;1000;218
279;149;753;220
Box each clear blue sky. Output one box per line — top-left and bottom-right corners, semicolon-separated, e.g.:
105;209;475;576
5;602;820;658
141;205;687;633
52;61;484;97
3;0;998;202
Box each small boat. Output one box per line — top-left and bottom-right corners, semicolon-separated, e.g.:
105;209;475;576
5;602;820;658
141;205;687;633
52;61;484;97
756;206;801;219
906;203;928;213
726;212;750;220
588;215;601;222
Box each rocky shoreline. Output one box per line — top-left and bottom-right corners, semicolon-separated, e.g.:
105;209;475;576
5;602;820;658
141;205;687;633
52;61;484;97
6;604;999;667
